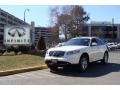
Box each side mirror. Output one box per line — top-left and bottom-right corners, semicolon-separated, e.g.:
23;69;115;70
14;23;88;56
91;42;97;46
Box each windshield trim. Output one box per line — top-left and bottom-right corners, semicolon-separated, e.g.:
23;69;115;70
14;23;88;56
65;38;90;46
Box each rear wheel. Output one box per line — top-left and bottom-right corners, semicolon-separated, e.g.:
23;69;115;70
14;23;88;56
101;52;108;64
79;55;89;72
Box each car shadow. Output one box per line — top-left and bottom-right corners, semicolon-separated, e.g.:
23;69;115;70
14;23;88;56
51;62;120;78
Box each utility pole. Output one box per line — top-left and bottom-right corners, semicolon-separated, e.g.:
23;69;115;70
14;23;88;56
88;21;92;37
112;18;114;42
64;24;67;41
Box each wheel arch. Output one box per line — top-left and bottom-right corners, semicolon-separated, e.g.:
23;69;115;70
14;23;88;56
105;50;108;54
104;50;109;56
104;50;109;58
79;53;90;63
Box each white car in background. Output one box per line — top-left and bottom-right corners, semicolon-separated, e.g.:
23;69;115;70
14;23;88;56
107;42;118;50
117;43;120;49
45;37;109;72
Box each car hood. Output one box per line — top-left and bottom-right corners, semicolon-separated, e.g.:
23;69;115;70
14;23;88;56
48;45;88;52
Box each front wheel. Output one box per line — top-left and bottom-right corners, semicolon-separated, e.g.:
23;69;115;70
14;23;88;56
101;52;109;64
49;66;58;72
79;55;89;72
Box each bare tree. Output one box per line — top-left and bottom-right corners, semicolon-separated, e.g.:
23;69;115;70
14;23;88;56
68;6;89;37
49;6;72;41
49;25;59;42
49;5;89;41
49;6;59;26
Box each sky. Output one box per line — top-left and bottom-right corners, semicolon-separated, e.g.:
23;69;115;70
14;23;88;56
0;5;120;27
83;5;120;23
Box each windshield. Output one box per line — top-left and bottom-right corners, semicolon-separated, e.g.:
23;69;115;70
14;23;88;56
65;38;90;46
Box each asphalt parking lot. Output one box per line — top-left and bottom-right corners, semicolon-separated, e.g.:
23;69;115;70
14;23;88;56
0;51;120;85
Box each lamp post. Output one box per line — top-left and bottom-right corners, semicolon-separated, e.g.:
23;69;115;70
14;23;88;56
24;9;30;22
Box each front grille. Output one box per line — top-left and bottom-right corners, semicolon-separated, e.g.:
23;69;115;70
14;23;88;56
49;51;65;57
45;60;70;66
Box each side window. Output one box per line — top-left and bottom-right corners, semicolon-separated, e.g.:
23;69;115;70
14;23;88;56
91;38;97;46
96;38;105;46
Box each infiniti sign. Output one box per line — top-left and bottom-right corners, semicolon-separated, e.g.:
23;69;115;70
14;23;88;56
4;26;31;45
8;27;26;37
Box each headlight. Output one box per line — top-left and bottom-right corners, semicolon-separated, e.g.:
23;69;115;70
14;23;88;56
66;50;80;55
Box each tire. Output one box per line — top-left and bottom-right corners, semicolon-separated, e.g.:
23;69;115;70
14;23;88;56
49;66;58;71
101;52;109;64
79;55;89;72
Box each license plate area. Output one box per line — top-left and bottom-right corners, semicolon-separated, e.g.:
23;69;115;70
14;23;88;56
51;59;57;63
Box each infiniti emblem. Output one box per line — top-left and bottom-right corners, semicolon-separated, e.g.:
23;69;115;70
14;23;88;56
8;27;26;37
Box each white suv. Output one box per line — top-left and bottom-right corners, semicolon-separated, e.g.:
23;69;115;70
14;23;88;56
45;37;109;71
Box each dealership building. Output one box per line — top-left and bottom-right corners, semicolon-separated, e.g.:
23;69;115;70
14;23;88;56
34;27;52;45
0;8;53;47
0;8;29;45
60;22;120;42
84;22;120;42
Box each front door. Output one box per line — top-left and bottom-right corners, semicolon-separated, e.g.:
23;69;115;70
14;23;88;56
89;38;100;61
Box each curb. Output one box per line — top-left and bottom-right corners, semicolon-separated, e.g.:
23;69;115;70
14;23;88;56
0;65;48;76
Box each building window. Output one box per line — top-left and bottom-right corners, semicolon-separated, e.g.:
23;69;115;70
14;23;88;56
0;29;3;32
1;12;7;17
0;24;4;27
104;26;117;39
0;18;6;23
8;21;13;25
14;19;18;23
0;35;3;43
8;16;13;20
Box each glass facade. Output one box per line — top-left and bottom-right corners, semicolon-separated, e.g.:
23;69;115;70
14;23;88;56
82;26;89;36
104;26;117;39
77;24;118;41
0;34;3;43
91;25;117;40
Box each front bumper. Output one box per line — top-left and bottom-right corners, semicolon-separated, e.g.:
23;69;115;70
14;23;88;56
45;60;71;67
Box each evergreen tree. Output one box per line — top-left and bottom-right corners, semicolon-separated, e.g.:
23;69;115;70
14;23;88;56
37;36;46;51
